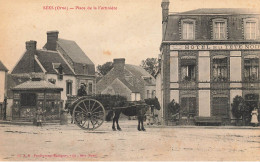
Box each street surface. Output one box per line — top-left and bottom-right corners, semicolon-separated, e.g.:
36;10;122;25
0;119;259;161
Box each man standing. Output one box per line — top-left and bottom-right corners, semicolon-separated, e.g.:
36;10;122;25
77;83;87;96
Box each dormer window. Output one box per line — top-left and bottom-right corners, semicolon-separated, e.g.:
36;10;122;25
244;18;258;40
212;18;227;40
181;19;195;40
52;63;63;80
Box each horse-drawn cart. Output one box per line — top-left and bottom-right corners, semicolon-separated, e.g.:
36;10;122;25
65;94;160;131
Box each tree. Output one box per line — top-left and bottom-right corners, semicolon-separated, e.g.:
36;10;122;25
140;58;158;78
96;62;113;76
231;95;252;126
231;95;244;119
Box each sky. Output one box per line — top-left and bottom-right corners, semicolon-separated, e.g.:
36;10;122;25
1;0;260;71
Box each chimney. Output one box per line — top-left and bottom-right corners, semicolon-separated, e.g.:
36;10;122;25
161;0;170;23
26;40;37;52
25;40;37;72
113;58;125;70
46;30;59;51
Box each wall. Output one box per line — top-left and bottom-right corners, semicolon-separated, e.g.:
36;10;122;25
0;71;5;102
45;74;77;102
165;14;260;41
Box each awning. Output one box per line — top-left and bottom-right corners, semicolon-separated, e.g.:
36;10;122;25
213;55;227;59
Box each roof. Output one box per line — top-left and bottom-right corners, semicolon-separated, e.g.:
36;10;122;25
96;63;156;95
6;74;30;98
12;50;74;75
12;80;63;91
0;61;8;71
173;8;260;15
36;50;74;75
125;64;156;85
57;39;94;65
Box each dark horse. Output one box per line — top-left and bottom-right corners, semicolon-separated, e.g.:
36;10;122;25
109;97;161;131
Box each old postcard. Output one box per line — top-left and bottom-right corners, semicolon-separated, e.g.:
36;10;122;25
0;0;259;161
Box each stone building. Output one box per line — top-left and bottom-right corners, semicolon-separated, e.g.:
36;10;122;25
11;31;95;103
159;0;260;124
0;61;8;119
96;58;156;101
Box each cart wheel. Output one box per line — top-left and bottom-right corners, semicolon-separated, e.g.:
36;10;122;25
73;98;105;130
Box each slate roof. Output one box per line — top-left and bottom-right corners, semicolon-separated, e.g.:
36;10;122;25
12;51;43;74
174;8;259;15
96;63;156;94
12;50;74;75
0;61;8;72
12;80;63;90
57;39;94;65
125;64;156;86
36;50;74;75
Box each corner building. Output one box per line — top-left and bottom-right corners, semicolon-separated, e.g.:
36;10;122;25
160;0;260;124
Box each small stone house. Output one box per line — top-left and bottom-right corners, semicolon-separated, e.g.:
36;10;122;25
96;58;156;101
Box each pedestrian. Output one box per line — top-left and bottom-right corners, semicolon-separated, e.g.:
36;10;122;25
251;108;259;127
36;107;44;127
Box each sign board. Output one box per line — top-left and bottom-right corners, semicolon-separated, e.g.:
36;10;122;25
170;44;260;51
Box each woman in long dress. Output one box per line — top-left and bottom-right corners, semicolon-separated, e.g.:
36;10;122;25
251;108;259;127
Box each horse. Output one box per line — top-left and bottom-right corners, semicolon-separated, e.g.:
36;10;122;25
110;97;161;131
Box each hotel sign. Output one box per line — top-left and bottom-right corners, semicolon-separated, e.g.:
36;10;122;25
170;44;260;50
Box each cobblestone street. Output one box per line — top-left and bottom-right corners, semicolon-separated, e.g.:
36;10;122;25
0;120;259;161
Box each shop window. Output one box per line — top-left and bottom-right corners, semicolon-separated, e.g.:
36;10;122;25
244;18;258;40
20;93;36;107
212;19;227;40
212;97;228;117
180;57;196;81
212;56;228;82
181;97;196;117
244;56;259;81
181;19;195;40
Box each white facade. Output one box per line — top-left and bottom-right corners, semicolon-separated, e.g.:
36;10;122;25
45;74;77;102
0;71;6;102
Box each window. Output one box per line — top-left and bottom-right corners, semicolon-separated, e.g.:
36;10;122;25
146;90;150;99
212;97;228;117
180;57;196;81
181;97;196;117
181;19;195;40
212;56;228;82
244;18;258;40
88;82;93;94
20;93;36;107
213;19;227;40
152;90;156;98
131;93;140;101
66;82;72;95
244;56;259;81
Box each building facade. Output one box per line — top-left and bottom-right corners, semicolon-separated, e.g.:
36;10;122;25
11;31;96;103
160;0;260;124
0;61;8;119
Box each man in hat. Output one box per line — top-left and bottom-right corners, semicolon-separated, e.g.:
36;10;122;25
77;83;87;96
